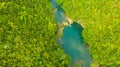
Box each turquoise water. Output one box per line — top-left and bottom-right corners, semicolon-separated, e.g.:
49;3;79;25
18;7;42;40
51;0;66;24
50;0;91;67
62;22;91;67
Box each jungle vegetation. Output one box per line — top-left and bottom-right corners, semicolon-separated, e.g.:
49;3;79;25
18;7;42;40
0;0;120;67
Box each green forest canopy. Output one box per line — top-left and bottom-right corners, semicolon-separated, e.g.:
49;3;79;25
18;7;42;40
0;0;120;67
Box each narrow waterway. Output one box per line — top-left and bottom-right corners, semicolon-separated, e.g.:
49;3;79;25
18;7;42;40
50;0;91;67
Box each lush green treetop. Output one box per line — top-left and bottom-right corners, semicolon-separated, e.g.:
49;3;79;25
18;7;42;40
0;0;70;67
0;0;120;67
60;0;120;66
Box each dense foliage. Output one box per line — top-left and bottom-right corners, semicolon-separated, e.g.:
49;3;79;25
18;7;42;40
60;0;120;66
0;0;120;67
0;0;70;67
